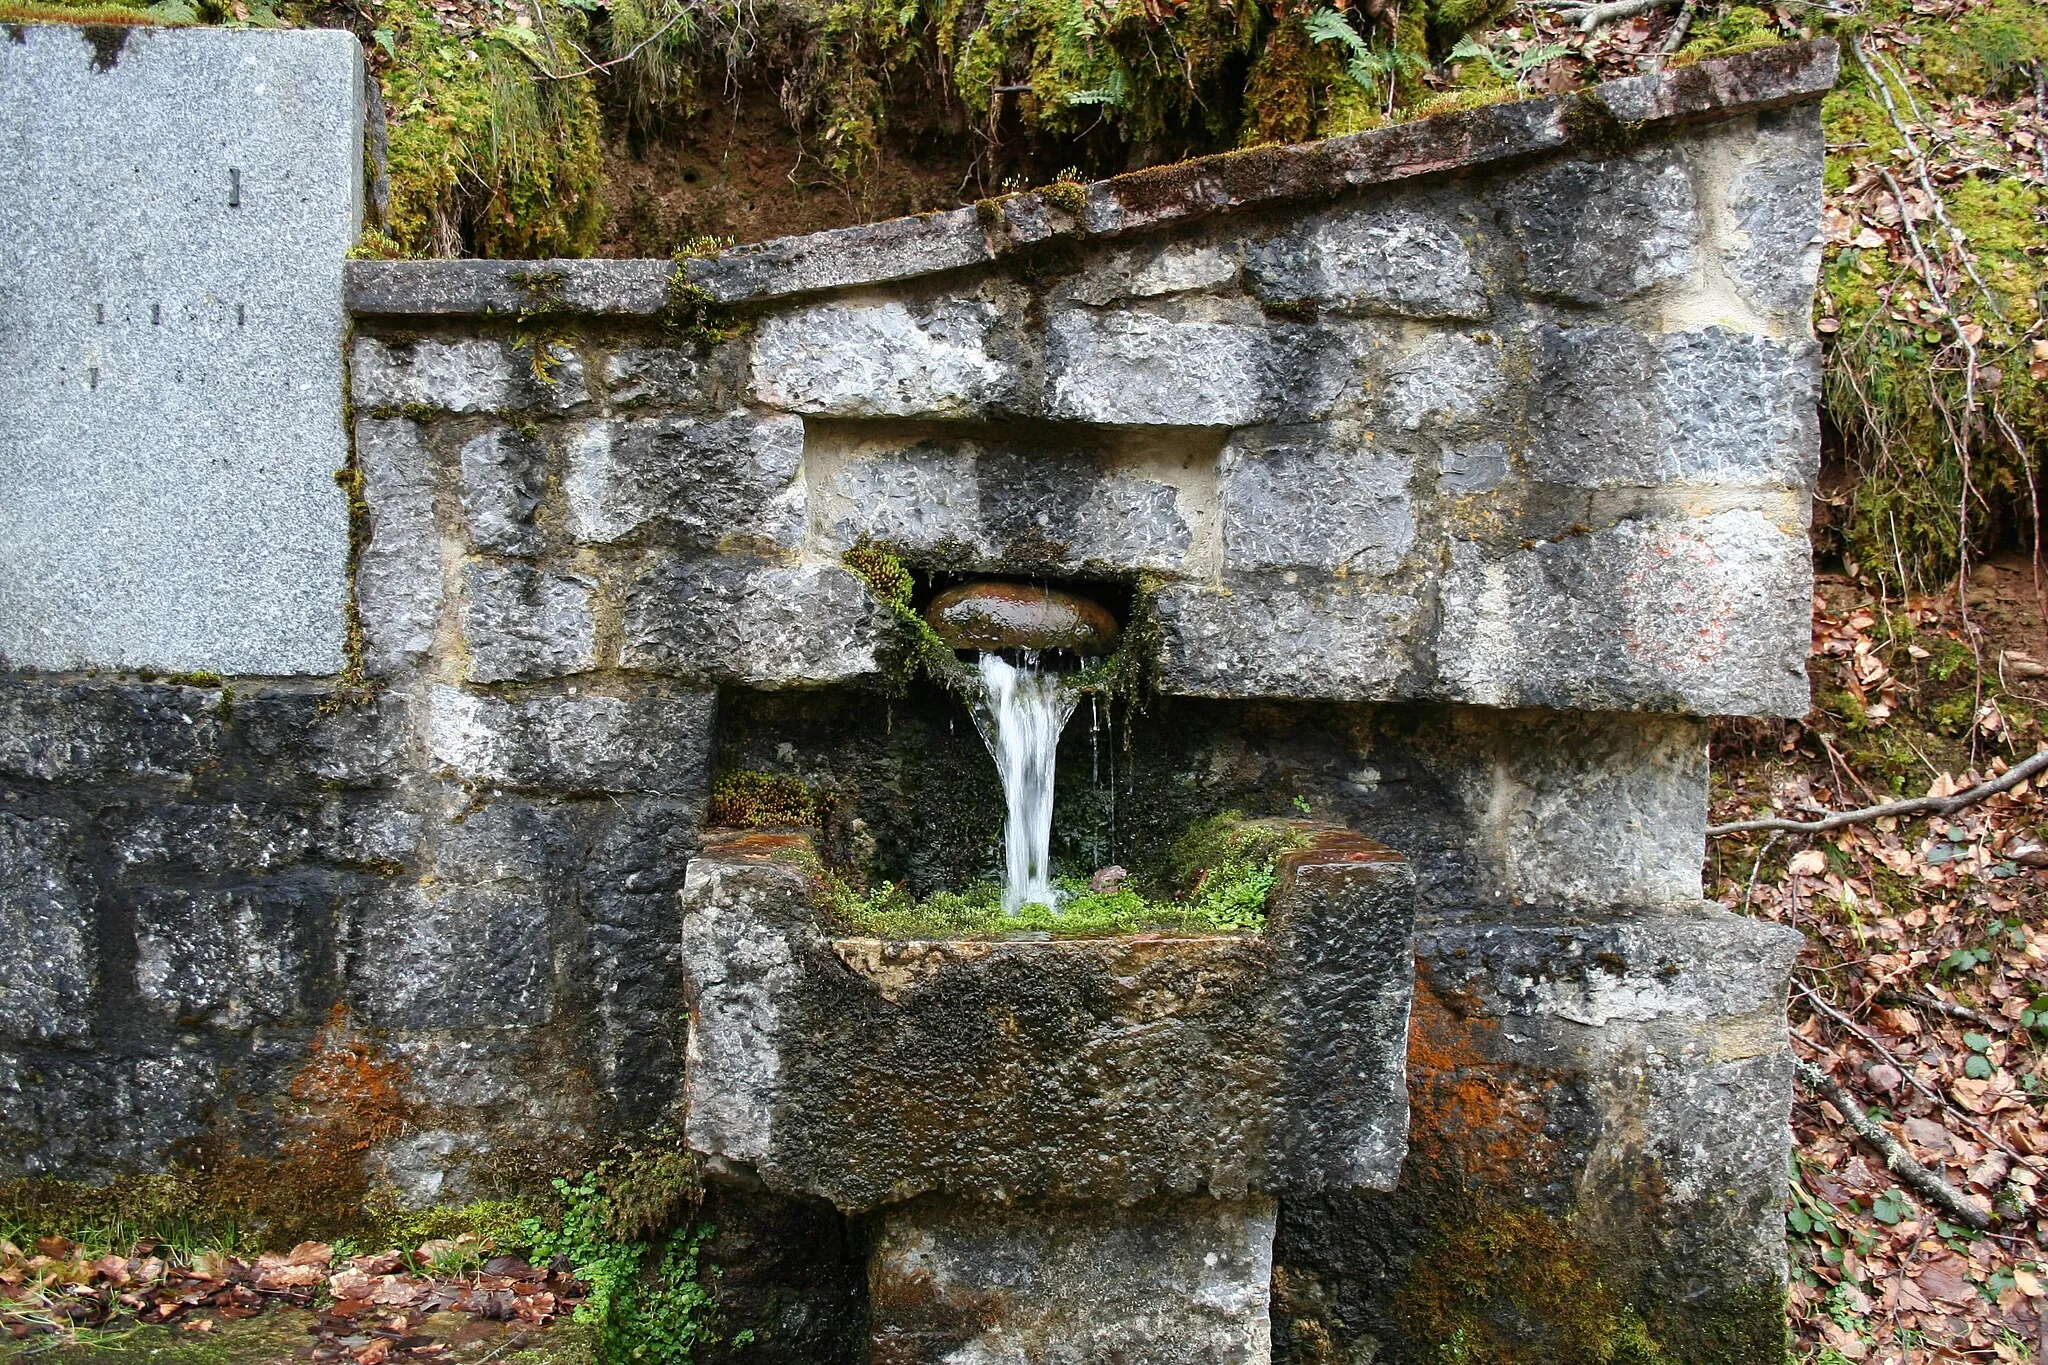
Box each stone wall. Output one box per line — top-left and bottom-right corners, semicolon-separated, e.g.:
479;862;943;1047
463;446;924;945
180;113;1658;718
0;34;1834;1364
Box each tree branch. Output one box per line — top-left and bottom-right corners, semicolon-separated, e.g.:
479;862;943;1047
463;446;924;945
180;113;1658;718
1706;747;2048;837
1795;1058;1994;1230
1795;982;2022;1162
1851;38;2005;322
1877;986;2002;1030
1537;0;1678;33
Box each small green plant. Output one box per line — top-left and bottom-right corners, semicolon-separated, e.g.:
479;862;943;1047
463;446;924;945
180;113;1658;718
708;771;818;829
1307;6;1428;106
518;1147;717;1363
1446;31;1568;86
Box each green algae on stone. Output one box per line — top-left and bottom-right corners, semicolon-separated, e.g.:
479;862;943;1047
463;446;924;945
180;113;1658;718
823;811;1309;939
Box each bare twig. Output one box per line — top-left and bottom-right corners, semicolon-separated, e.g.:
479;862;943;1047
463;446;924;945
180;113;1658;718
529;3;694;79
1795;1058;1994;1230
1794;982;2022;1161
1657;0;1694;57
1877;987;2002;1030
1706;746;2048;836
1538;0;1678;32
1852;38;2005;321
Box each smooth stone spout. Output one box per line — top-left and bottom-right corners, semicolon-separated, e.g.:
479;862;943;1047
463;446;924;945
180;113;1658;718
923;580;1120;654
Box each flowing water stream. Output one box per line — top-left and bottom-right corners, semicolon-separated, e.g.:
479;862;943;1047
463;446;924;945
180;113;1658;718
969;651;1084;913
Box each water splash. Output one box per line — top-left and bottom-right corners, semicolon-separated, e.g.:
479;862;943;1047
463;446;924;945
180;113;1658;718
969;651;1082;913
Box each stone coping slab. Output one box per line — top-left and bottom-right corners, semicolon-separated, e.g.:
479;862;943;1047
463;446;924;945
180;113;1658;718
678;824;1415;1213
346;40;1836;318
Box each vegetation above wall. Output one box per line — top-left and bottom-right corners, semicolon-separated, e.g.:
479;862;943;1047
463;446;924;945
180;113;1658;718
7;0;2040;588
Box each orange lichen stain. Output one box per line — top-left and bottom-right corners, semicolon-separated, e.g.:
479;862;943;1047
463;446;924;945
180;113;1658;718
200;1005;415;1237
285;1003;412;1159
1402;970;1555;1193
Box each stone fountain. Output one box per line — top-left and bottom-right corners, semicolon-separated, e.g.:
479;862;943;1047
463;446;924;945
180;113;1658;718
1;29;1831;1365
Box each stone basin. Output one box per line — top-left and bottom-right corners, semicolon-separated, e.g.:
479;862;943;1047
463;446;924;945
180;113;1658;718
922;580;1121;655
678;823;1415;1362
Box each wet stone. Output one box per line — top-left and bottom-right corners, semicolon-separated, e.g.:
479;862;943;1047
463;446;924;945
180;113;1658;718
871;1197;1278;1365
923;580;1121;654
679;826;1414;1212
132;878;337;1030
0;813;94;1046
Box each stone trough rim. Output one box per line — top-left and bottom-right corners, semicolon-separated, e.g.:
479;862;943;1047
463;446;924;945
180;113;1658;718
344;38;1838;319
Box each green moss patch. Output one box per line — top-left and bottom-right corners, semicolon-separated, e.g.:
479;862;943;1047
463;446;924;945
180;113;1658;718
824;811;1307;938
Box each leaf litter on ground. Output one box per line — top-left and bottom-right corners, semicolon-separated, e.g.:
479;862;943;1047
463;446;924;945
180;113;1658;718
0;1233;582;1362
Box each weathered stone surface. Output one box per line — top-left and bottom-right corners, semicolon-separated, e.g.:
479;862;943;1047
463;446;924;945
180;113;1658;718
978;446;1206;570
1720;105;1827;324
752;301;1016;417
1220;425;1414;574
0;26;359;675
1155;579;1422;699
687;208;993;305
343;258;673;317
1380;329;1510;432
133;879;336;1029
1450;709;1711;908
354;418;443;674
425;683;716;793
1441;439;1509;493
342;45;1837;321
1437;509;1812;715
0;1047;221;1178
924;581;1121;653
622;561;883;687
563;413;805;552
1503;153;1701;303
0;678;224;783
679;826;1414;1212
352;883;557;1030
809;433;1208;574
1059;239;1245;305
0;813;93;1046
459;561;597;683
1246;203;1490;320
1530;324;1818;487
601;344;725;409
1044;309;1271;426
1274;906;1801;1363
353;336;587;413
458;426;547;555
870;1196;1277;1365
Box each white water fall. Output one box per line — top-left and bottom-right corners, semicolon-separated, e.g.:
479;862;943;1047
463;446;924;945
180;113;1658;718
969;651;1083;913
